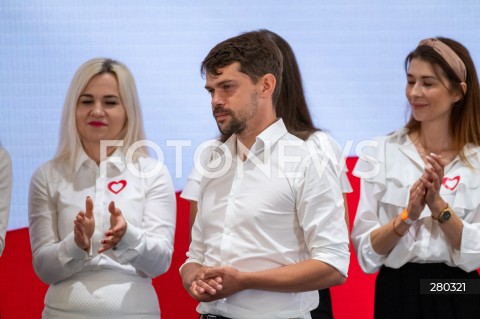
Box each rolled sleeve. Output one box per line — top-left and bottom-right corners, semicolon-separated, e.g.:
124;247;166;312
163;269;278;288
181;206;206;272
297;153;350;277
180;177;201;202
351;179;387;274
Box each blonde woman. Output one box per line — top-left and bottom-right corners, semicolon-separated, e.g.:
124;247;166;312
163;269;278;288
28;58;176;318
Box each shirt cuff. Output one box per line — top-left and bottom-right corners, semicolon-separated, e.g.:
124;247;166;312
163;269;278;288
357;234;386;274
451;221;480;272
113;222;142;255
61;232;90;261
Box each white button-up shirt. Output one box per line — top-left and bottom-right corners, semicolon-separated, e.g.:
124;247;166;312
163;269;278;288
181;130;352;202
352;128;480;273
28;148;176;284
0;147;12;256
182;119;350;319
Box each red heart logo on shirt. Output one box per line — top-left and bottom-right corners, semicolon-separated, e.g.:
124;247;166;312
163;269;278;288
108;180;127;194
442;176;460;191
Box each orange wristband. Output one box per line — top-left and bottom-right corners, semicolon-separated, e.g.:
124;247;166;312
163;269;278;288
401;209;415;225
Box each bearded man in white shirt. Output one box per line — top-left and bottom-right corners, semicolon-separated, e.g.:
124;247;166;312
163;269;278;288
180;31;350;319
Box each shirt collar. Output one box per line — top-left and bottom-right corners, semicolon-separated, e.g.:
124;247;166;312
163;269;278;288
74;147;126;174
397;128;424;168
255;118;288;149
223;118;288;158
463;143;480;158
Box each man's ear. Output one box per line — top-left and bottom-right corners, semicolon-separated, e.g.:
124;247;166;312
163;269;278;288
259;73;276;97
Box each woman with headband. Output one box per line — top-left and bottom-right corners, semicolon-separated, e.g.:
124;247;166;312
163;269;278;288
351;37;480;318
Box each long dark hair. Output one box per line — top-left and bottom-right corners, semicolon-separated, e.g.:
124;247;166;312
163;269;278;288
261;29;320;141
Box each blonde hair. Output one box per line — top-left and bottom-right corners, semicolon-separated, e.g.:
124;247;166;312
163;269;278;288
54;58;147;170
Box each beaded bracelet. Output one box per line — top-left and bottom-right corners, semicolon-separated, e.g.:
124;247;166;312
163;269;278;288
392;218;405;237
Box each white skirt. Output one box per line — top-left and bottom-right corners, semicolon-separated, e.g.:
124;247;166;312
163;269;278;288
42;269;160;319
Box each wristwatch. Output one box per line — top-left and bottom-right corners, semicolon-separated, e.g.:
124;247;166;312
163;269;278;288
432;203;452;224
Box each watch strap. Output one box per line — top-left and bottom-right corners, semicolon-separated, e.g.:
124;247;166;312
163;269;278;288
432;202;450;223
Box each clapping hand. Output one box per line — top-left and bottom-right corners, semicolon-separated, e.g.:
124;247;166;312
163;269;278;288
74;196;95;251
407;179;426;220
421;153;447;213
98;201;127;253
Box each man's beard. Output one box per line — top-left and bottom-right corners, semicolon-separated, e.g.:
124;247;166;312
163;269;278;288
217;111;246;136
213;92;258;137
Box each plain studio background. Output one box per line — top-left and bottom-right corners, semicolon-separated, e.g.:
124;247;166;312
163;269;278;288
0;1;479;318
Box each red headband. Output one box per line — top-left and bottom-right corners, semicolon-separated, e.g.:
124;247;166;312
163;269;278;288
418;38;466;82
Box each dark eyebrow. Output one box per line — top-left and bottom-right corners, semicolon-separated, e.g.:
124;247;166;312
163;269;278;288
406;73;438;81
206;79;236;89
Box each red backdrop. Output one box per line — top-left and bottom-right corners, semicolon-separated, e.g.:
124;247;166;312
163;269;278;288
0;157;378;318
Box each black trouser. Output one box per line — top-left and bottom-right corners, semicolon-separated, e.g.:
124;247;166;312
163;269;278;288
310;288;334;319
199;314;232;319
375;263;480;319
